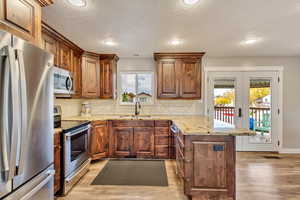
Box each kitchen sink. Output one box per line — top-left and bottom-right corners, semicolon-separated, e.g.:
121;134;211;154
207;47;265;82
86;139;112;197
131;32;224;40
118;115;152;119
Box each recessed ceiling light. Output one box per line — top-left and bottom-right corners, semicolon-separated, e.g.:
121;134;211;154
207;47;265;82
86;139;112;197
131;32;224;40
241;37;262;45
103;40;117;46
183;0;199;5
67;0;87;7
170;39;182;45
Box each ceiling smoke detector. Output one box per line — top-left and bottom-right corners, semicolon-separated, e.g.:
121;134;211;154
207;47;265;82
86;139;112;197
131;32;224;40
183;0;200;5
67;0;87;7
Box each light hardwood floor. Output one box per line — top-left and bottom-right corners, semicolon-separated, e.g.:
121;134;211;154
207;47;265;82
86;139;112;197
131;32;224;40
57;152;300;200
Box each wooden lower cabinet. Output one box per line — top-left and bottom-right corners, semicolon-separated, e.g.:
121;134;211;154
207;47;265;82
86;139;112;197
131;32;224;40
109;120;157;158
154;121;170;159
176;132;236;200
89;121;109;160
54;130;62;194
112;127;133;157
133;127;154;158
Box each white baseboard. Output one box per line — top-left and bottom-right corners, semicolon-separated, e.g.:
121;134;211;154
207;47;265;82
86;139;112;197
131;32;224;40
279;148;300;154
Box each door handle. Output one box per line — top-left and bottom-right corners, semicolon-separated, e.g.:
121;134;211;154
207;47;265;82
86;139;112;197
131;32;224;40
238;108;242;117
15;50;28;176
0;46;11;180
0;46;20;181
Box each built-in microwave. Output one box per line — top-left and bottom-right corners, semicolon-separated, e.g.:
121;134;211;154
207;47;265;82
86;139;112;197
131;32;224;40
53;67;74;96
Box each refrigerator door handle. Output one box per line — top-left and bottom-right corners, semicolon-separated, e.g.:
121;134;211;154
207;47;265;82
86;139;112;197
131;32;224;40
19;170;55;200
15;50;28;176
0;47;11;180
0;46;20;181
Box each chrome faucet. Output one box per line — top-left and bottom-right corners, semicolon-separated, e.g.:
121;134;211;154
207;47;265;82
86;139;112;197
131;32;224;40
134;100;141;116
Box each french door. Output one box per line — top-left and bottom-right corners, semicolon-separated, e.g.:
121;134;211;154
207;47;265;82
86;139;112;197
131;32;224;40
207;71;280;152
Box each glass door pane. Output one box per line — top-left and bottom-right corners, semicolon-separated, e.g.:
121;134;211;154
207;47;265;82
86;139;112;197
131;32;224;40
248;79;272;144
241;71;279;152
213;79;236;129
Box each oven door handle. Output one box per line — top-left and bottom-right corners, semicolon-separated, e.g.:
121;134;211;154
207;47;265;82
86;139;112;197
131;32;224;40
65;125;91;138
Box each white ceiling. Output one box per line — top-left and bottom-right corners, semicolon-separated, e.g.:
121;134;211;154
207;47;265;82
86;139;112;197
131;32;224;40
43;0;300;58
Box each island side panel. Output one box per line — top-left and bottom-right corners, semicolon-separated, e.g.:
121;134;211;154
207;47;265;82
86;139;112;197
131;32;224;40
184;135;236;200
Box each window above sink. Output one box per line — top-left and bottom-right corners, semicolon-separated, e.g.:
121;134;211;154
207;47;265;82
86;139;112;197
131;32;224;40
119;71;154;105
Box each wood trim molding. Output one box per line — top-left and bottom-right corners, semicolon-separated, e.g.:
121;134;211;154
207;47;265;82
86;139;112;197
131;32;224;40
279;148;300;154
42;22;119;60
36;0;54;7
154;52;206;61
99;54;119;61
42;21;84;53
83;51;100;58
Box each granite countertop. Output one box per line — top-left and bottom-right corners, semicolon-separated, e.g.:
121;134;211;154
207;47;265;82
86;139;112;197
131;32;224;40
54;128;62;133
63;114;255;136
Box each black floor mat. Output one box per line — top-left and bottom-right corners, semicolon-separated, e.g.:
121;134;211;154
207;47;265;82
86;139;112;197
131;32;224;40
91;160;169;186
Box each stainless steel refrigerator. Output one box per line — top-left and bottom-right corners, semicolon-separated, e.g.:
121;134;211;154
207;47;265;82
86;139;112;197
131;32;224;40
0;30;55;200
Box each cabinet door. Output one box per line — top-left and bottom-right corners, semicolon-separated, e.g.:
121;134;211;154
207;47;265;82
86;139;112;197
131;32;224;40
154;127;169;159
157;59;180;99
113;127;133;157
72;50;82;98
54;132;61;194
58;43;72;71
133;127;154;158
90;121;108;160
100;59;114;99
1;0;42;45
184;137;235;199
180;59;201;99
81;56;100;98
41;32;58;66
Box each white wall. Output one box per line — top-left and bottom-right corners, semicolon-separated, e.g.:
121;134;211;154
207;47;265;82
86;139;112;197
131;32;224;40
55;56;300;149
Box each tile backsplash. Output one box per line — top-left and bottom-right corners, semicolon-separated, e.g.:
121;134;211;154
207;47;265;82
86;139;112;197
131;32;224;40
55;98;204;118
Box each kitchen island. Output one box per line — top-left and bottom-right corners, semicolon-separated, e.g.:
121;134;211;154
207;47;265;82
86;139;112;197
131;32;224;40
63;115;254;200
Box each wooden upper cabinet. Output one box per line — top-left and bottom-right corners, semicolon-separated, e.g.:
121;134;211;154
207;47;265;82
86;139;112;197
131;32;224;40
0;0;42;45
81;54;100;98
59;42;72;71
0;0;53;46
72;50;82;98
180;59;201;99
41;32;58;66
154;52;205;100
90;121;108;160
99;55;118;99
157;59;180;99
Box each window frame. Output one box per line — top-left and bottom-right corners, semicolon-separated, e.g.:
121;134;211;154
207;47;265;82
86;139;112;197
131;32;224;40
118;71;155;105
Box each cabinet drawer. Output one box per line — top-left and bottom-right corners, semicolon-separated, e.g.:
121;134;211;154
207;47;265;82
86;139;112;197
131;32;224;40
155;127;169;136
155;135;169;145
155;145;169;159
155;120;170;127
112;120;154;127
